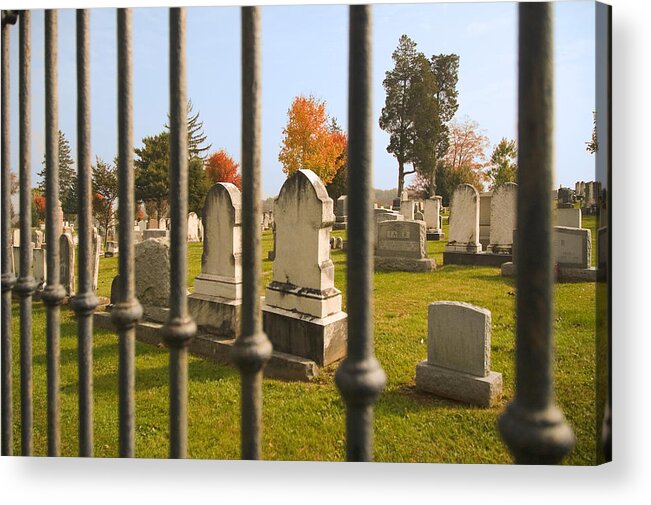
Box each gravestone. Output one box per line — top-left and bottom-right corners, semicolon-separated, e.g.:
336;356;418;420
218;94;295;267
33;247;47;289
60;233;75;296
502;226;594;281
32;229;44;249
12;228;20;246
414;210;424;222
423;197;443;240
487;182;517;254
105;241;117;257
479;192;492;249
262;169;347;367
91;228;101;293
375;220;435;272
187;212;200;242
147;218;159;229
137;220;147;233
333;195;348;230
554;226;591;269
188;183;242;337
445;184;482;254
267;221;276;261
415;301;502;407
400;199;414;220
143;228;168;240
109;274;121;308
557;207;582;228
373;208;403;250
198;218;204;242
135;237;171;322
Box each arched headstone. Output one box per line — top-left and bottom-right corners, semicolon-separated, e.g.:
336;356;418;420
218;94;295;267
488;182;517;254
445;184;482;253
262;169;347;366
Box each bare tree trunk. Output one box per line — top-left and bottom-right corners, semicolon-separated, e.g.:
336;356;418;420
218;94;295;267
397;160;404;197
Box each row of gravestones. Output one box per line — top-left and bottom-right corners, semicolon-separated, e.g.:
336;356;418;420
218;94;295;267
10;229;99;296
441;182;594;280
125;169;503;404
131;170;348;368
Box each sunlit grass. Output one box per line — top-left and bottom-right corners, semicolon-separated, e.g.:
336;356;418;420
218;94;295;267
10;220;601;464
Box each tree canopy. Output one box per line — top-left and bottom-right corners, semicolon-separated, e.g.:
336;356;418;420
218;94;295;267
278;95;347;185
205;149;241;189
433;118;489;205
486;138;517;189
92;157;119;244
379;35;459;197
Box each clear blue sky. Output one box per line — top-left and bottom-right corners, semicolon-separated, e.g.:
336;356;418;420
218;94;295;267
7;1;596;198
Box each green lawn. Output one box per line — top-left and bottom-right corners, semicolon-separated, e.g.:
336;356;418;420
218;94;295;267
9;221;601;464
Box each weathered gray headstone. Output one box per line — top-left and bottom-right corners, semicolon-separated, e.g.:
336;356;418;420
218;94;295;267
262;169;347;367
60;233;75;296
445;184;482;253
415;301;502;407
487;182;517;254
375;220;435;272
135;237;171;308
554;226;591;269
333;195;348;230
143;228;168;240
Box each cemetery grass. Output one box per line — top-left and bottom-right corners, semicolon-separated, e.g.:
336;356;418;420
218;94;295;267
11;225;599;464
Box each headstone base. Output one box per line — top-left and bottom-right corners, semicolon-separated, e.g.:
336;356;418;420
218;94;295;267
415;360;502;408
486;244;512;255
374;256;436;272
443;251;511;266
188;292;241;338
501;261;597;283
426;229;444;241
94;311;318;381
262;304;347;367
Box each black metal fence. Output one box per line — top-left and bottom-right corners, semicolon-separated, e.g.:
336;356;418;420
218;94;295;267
1;4;576;463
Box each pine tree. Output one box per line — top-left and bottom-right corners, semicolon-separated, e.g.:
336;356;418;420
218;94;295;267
37;130;77;215
165;99;212;159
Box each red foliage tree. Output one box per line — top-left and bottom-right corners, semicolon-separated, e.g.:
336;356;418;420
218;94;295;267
205;149;241;189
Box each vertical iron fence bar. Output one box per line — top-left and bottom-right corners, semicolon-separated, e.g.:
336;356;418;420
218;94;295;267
15;10;37;457
161;7;196;459
112;7;142;459
335;5;386;462
42;9;65;457
497;2;575;464
0;10;18;457
231;5;272;461
70;9;98;457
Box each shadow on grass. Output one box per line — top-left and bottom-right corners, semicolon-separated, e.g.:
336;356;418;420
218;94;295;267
90;357;240;395
33;339;162;367
376;384;508;416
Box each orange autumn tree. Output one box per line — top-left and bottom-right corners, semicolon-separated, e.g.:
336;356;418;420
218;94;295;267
278;95;347;185
205;149;242;189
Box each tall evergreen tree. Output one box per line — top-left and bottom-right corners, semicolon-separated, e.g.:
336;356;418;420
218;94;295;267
379;35;421;197
166;99;212;159
486;138;517;189
37;129;77;215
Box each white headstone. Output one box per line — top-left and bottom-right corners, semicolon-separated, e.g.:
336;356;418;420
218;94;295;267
446;184;482;253
423;197;442;232
265;169;341;318
193;183;242;300
187;212;200;242
487;182;517;254
91;228;101;293
557;207;582;228
33;247;47;288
